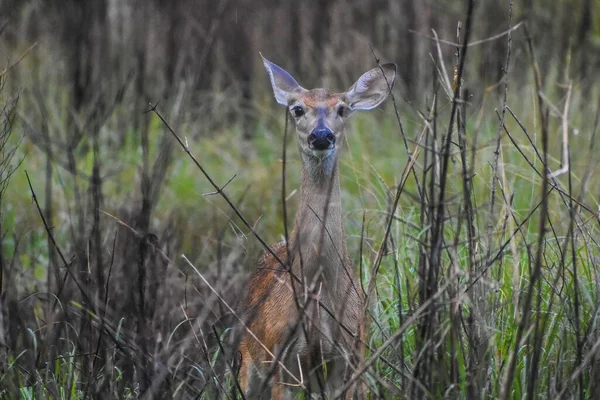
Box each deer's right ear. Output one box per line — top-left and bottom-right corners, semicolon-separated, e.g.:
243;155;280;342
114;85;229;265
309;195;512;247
261;54;304;106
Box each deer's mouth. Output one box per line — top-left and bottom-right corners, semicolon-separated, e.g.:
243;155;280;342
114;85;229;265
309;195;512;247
310;147;335;158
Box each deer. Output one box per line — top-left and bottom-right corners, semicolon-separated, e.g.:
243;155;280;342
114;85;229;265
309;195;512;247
238;55;396;399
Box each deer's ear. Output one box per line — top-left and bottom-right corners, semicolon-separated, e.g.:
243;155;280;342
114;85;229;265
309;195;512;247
345;63;396;111
261;54;305;106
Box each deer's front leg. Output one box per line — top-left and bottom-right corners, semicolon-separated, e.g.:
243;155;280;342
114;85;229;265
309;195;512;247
270;368;295;400
238;340;254;396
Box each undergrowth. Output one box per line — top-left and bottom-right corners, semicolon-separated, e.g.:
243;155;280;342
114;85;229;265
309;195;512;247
2;1;600;399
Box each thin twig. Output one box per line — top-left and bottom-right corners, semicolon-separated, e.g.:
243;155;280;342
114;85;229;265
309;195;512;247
0;42;38;78
25;170;91;306
410;21;524;48
202;174;237;196
181;255;304;387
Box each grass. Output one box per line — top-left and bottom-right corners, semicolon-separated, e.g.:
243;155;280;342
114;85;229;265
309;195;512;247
3;20;600;400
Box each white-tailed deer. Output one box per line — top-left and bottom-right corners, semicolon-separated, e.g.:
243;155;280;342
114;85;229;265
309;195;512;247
238;55;396;399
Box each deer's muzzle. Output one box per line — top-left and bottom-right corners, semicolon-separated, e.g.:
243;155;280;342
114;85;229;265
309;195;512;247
308;128;335;151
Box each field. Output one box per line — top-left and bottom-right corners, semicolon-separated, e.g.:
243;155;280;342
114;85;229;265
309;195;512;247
1;0;600;399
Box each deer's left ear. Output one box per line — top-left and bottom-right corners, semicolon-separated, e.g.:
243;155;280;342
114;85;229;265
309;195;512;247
345;63;396;111
261;53;305;106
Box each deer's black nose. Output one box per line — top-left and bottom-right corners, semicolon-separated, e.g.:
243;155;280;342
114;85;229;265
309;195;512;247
308;128;335;150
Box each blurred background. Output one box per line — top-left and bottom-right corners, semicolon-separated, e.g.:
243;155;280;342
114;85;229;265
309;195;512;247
1;0;600;398
2;0;599;126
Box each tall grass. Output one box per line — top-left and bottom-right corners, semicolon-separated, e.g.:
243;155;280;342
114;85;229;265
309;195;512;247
2;1;600;399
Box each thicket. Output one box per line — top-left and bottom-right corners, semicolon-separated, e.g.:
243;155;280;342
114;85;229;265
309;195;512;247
0;0;599;398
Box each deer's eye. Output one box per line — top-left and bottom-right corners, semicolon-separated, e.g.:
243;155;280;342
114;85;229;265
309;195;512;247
291;106;305;118
337;105;350;117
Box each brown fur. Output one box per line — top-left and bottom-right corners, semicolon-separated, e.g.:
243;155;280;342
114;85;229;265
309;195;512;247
301;91;341;108
238;160;365;399
239;57;395;399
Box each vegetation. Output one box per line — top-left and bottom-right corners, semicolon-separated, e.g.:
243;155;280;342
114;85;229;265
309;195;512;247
1;0;600;398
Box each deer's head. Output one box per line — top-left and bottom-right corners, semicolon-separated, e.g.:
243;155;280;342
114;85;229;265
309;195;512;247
262;55;396;175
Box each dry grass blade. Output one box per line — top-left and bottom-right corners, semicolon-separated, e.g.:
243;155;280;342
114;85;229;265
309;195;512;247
548;82;572;178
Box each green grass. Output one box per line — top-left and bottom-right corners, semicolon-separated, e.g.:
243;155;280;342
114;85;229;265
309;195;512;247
2;55;600;398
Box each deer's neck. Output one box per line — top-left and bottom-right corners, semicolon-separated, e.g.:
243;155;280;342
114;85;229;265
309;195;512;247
290;154;349;287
